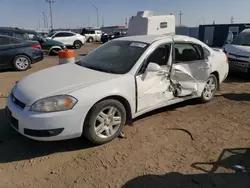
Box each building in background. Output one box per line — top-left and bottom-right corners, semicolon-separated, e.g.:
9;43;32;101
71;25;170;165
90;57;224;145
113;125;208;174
198;23;250;47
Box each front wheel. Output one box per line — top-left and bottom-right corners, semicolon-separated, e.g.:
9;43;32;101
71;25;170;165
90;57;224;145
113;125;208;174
200;74;218;103
83;99;126;145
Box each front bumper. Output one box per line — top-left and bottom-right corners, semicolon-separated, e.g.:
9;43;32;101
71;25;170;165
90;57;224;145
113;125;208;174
228;58;250;73
6;94;87;141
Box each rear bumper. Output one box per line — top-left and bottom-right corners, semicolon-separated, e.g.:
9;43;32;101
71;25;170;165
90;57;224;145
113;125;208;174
32;53;44;64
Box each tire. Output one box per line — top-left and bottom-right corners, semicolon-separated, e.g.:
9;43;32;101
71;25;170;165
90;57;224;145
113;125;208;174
200;74;218;103
13;55;31;71
73;40;82;49
88;37;94;43
83;99;126;145
50;48;62;56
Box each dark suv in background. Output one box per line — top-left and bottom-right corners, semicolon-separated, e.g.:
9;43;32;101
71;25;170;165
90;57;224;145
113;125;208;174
0;27;65;55
101;28;127;43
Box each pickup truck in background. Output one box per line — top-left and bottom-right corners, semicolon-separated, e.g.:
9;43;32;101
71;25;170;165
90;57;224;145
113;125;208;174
81;28;102;42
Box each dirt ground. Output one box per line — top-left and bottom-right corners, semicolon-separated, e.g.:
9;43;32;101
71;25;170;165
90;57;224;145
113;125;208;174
0;43;250;188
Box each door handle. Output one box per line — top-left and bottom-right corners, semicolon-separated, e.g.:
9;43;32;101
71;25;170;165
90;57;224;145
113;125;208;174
199;67;209;70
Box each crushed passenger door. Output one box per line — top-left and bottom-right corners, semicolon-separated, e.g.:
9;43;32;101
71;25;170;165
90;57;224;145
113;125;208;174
170;43;211;97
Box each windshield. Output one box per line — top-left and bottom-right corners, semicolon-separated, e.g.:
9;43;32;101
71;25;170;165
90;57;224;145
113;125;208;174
77;40;149;74
231;32;250;46
47;31;56;37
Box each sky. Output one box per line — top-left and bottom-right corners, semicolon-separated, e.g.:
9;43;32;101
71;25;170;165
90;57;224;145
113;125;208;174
0;0;250;29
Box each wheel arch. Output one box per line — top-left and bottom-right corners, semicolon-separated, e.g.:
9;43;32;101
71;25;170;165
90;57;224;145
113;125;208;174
48;46;62;55
85;95;133;127
211;71;220;90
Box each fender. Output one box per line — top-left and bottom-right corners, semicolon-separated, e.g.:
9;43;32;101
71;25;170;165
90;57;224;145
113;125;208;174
48;46;62;55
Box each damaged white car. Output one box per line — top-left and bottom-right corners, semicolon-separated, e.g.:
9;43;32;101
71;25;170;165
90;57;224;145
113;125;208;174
6;34;229;144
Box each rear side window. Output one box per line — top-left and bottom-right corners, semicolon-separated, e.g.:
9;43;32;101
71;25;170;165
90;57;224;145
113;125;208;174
175;43;204;62
9;37;23;44
0;31;10;36
0;36;10;45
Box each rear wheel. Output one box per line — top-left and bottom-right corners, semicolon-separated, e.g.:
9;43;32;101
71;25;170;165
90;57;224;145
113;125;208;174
13;55;31;71
83;99;126;145
88;37;94;43
200;74;218;103
73;40;82;49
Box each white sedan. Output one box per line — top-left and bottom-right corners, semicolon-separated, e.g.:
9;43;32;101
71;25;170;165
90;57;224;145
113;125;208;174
6;35;229;144
46;31;86;49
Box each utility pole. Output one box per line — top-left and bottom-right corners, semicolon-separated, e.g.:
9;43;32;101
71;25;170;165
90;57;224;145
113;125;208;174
125;17;128;27
42;12;46;29
92;5;99;28
230;16;234;24
38;15;41;28
88;15;90;28
46;0;54;30
102;16;104;27
179;11;183;26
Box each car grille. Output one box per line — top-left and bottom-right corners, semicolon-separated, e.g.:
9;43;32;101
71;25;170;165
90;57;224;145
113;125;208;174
228;57;249;63
11;93;26;109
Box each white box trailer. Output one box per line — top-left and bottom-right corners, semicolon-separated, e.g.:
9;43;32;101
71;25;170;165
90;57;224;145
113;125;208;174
127;10;175;36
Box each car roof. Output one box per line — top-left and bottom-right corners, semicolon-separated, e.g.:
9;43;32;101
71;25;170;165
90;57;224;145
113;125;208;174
115;34;199;44
0;27;25;33
0;34;25;41
55;31;75;33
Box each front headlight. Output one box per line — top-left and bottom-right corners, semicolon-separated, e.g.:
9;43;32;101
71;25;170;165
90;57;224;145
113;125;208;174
30;95;77;112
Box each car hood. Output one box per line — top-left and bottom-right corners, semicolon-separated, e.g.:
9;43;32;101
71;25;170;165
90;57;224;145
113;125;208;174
13;63;119;106
224;44;250;57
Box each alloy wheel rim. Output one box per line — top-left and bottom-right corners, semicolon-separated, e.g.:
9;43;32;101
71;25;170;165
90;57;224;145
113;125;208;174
94;106;122;138
203;77;216;100
16;57;29;69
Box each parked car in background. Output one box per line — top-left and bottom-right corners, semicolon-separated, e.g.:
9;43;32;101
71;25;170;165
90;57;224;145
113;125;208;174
0;27;29;40
0;35;44;71
23;29;65;55
46;31;86;49
223;29;250;73
81;28;102;42
6;34;228;145
101;29;127;43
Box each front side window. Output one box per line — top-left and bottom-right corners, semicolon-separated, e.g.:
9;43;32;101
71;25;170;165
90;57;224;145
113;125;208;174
47;31;56;37
77;40;149;74
175;43;203;62
231;32;250;46
54;32;66;37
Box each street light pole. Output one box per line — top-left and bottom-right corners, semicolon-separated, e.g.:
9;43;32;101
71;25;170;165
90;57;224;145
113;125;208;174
46;0;54;30
92;5;99;28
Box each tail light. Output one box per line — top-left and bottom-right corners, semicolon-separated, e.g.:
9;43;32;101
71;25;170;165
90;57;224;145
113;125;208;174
31;44;41;49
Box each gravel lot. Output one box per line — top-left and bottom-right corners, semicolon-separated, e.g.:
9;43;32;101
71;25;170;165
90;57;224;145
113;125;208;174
0;43;250;188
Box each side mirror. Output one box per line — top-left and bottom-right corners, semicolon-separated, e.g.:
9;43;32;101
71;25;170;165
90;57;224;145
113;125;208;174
146;62;161;72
